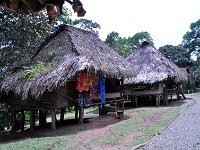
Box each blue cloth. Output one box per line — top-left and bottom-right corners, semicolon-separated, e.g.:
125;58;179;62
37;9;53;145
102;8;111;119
99;73;105;104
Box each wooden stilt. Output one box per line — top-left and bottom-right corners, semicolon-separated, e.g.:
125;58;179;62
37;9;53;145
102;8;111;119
156;95;159;106
156;95;160;106
39;110;46;127
11;106;16;133
163;85;168;105
79;107;84;124
75;105;78;119
102;104;106;115
98;104;102;116
135;97;138;107
21;109;25;131
60;109;65;123
30;110;35;132
51;109;56;130
121;100;124;119
177;84;180;101
43;111;47;125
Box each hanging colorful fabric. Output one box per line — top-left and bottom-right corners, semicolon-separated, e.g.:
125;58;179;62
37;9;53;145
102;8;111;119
99;73;105;104
90;74;99;100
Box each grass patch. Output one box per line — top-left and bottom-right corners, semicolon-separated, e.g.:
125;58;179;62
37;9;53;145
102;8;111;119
18;63;53;81
92;103;188;148
191;92;200;97
132;104;187;146
0;136;73;150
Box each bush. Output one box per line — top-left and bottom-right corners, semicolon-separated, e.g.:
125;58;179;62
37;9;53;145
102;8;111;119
0;104;10;131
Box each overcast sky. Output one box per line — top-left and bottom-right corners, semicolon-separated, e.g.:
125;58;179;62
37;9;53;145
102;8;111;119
71;0;200;48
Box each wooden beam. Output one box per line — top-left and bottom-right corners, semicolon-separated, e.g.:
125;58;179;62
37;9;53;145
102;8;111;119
51;109;56;130
30;110;35;132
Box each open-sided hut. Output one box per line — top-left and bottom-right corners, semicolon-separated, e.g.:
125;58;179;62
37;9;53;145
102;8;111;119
125;42;188;106
0;25;136;132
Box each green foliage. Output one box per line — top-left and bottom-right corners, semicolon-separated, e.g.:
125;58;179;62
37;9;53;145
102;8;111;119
73;18;101;35
196;67;200;77
0;7;101;82
105;31;154;57
0;104;10;130
59;7;73;25
0;9;51;81
127;31;154;50
19;63;53;81
182;19;200;57
159;44;191;67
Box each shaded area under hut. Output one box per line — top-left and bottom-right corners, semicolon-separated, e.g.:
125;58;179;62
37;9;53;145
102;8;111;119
0;25;136;132
125;41;188;107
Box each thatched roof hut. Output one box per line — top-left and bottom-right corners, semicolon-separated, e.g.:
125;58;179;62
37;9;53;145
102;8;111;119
125;42;188;85
0;24;136;100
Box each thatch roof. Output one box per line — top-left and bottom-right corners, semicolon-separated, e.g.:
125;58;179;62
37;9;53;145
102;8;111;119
125;42;188;84
1;24;136;100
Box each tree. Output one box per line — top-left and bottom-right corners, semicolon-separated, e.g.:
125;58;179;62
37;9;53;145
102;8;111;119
0;10;51;80
105;31;154;57
182;19;200;57
159;44;191;67
73;18;101;35
105;32;132;57
127;31;154;50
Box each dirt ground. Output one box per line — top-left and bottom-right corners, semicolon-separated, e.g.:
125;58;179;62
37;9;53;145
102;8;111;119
0;99;192;150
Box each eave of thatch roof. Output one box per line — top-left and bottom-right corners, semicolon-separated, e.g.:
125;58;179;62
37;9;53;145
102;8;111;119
125;42;188;84
1;24;136;100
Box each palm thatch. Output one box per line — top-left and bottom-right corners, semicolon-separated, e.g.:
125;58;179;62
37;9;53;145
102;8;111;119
125;42;188;84
1;24;136;100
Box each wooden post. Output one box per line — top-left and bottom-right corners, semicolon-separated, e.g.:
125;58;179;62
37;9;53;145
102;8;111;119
11;106;16;133
98;104;102;116
43;111;47;125
79;107;84;124
60;109;65;123
102;104;105;115
75;105;78;119
177;84;180;101
155;95;159;106
135;97;138;107
156;95;160;106
51;109;56;130
21;109;25;131
121;100;124;119
39;110;46;127
30;110;35;132
163;84;168;105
